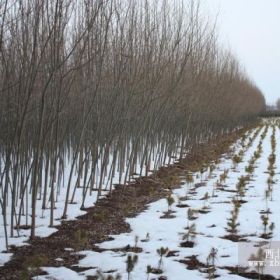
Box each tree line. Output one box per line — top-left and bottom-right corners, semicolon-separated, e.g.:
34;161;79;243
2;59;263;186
0;0;265;247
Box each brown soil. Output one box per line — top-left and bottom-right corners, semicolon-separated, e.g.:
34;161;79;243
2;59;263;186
149;267;163;274
0;125;253;280
260;233;273;239
175;204;189;208
223;266;276;280
160;210;176;219
198;209;211;214
178;255;206;270
222;234;249;242
180;241;195;248
223;234;242;242
166;250;179;257
259;210;272;214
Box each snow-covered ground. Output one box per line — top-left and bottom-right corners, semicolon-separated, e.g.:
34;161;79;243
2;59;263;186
2;119;280;279
31;120;280;280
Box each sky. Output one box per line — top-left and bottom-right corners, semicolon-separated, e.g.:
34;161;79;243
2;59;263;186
202;0;280;105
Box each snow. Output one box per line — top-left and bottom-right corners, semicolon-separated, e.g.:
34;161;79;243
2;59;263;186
38;267;85;280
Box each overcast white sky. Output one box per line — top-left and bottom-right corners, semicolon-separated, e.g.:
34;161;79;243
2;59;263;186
202;0;280;105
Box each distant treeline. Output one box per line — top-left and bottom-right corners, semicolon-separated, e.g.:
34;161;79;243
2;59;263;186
260;110;280;118
0;0;265;243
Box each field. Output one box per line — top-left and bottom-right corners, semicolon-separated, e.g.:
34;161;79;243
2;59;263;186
1;118;279;280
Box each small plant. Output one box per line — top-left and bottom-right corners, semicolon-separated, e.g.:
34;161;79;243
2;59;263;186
186;172;194;187
212;180;220;197
73;229;89;250
134;235;139;249
269;169;275;177
126;254;138;280
260;214;274;239
214;158;220;165
245;164;254;174
238;149;244;156
267;176;274;188
146;265;152;280
157;247;169;269
187;208;195;228
145;232;150;241
22;254;49;280
269;222;275;238
202;192;210;208
232;154;242;167
236;175;249;200
268;154;276;166
181;223;196;247
264;189;270;211
206;248;218;280
219;169;228;183
140;232;150;243
209;164;215;176
253;150;261;160
161;194;176;218
200;166;207;182
232;197;241;209
177;195;182;206
166;194;175;212
261;214;268;235
236;186;245;200
226;209;240;235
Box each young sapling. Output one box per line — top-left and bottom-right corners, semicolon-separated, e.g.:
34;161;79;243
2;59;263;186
206;248;218;280
126;254;138;280
181;223;196;247
146;265;152;280
134;235;139;249
157;247;169;269
166;194;175;212
202;192;210;209
187;208;195;228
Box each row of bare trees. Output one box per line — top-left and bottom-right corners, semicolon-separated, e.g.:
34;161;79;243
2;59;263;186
0;0;265;248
